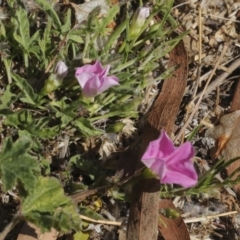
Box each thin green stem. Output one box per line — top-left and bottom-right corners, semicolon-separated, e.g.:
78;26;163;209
3;59;12;84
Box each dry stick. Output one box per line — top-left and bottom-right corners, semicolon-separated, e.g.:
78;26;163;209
194;57;240;100
184;210;238;224
174;42;230;143
197;5;202;88
181;5;202;144
79;214;122;226
199;54;240;83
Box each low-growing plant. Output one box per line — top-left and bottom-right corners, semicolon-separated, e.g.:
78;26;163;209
1;0;230;238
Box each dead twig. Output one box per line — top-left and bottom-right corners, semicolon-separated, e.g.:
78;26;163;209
195;57;240;101
184;210;238;223
79;214;122;226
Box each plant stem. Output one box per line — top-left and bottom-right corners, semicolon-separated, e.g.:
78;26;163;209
0;212;21;240
3;59;12;84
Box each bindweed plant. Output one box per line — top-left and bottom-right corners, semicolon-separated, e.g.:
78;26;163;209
0;0;194;237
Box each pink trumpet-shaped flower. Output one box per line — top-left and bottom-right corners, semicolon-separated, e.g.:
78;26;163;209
141;130;198;188
75;61;119;98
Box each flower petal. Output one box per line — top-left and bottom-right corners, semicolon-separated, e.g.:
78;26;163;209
166;142;194;166
141;130;175;160
75;61;120;98
75;61;104;75
75;72;95;88
98;64;110;79
54;61;68;80
161;169;197;188
98;76;119;93
141;130;198;188
82;75;101;97
162;142;197;187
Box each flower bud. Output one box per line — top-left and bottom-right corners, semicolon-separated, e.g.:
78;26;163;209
40;61;68;95
129;7;150;40
54;61;68;80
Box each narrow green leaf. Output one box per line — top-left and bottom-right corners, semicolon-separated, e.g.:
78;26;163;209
29;30;41;46
74;117;103;136
103;18;128;55
34;0;62;30
12;73;38;105
15;8;30;50
61;8;71;33
68;34;84;44
80;207;105;220
91;5;119;42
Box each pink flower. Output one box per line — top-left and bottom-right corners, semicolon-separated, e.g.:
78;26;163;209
75;61;119;98
141;130;198;188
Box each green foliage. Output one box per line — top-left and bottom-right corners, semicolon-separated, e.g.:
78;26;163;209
34;0;62;30
0;85;18;108
12;73;40;105
0;0;187;236
74;231;90;240
22;177;81;232
11;8;41;67
0;137;40;192
80;207;105;220
160;156;240;198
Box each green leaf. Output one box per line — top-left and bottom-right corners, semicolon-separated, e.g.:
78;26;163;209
22;177;81;233
91;5;119;42
28;126;60;140
106;122;125;133
80;207;105;220
50;99;77;127
61;8;71;33
0;85;18;108
0;137;40;192
74;117;103;136
29;30;41;46
14;8;30;50
0;109;17;126
34;0;62;30
0;109;59;139
102;18;127;55
68;34;84;44
2;109;33;128
38;19;52;65
12;73;38;105
74;231;90;240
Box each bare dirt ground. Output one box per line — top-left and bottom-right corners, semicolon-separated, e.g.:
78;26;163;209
172;0;240;239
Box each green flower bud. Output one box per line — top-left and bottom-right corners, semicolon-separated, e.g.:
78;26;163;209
40;61;68;95
106;122;125;133
129;7;150;40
